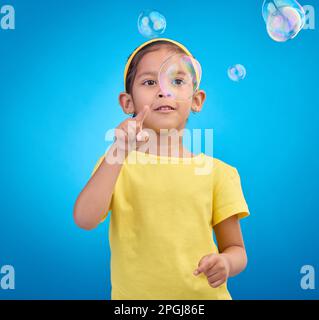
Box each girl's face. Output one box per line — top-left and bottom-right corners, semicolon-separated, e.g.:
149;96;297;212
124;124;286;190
129;47;206;133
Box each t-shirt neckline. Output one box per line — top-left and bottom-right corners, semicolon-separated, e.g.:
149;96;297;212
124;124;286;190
132;150;204;161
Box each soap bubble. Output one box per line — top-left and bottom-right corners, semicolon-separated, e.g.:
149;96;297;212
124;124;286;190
227;64;246;82
137;10;166;38
158;53;202;101
262;0;305;42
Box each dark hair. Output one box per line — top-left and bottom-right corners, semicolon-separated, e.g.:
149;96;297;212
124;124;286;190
125;41;187;95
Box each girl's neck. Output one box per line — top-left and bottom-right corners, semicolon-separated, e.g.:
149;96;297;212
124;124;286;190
142;130;195;158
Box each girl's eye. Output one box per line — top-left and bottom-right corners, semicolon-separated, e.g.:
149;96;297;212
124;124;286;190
172;78;185;86
142;80;156;86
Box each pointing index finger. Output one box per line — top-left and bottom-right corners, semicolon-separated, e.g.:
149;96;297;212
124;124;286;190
135;105;150;126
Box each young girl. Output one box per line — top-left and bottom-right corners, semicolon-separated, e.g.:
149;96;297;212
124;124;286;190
73;38;250;300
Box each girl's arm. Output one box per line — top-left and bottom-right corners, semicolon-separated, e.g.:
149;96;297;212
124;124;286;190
73;106;150;230
193;215;247;288
213;215;247;277
73;143;125;230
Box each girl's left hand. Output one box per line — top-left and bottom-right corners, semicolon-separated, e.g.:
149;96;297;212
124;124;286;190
193;253;231;288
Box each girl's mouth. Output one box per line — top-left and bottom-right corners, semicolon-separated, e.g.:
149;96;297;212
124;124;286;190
154;105;176;113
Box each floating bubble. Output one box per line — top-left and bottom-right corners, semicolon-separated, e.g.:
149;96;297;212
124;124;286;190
262;0;306;42
137;10;166;38
158;53;202;101
262;0;305;24
227;64;246;82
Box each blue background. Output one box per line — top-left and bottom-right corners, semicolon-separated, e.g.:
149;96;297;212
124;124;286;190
0;0;318;299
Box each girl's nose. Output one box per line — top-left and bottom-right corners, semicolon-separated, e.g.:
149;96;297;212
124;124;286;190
157;90;171;98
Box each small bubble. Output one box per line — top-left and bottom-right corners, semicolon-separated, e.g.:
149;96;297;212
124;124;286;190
137;9;166;38
227;64;246;82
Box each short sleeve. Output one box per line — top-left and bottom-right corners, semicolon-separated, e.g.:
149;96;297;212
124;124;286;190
91;155;113;223
212;162;250;227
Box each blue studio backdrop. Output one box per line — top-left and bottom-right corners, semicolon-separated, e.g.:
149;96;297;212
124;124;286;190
0;0;318;299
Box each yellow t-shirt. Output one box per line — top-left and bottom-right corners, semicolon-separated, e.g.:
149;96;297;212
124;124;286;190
91;150;250;300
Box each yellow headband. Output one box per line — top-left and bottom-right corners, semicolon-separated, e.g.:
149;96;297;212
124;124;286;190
123;38;195;92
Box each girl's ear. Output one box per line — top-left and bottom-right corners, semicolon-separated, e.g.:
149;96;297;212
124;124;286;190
118;92;135;115
191;89;206;113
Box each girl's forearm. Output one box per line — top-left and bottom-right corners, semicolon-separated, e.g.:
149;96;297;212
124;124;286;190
220;246;248;277
73;144;126;230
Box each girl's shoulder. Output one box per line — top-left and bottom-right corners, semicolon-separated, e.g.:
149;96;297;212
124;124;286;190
202;154;239;178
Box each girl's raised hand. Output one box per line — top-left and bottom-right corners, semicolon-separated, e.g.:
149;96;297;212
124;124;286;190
114;105;151;153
